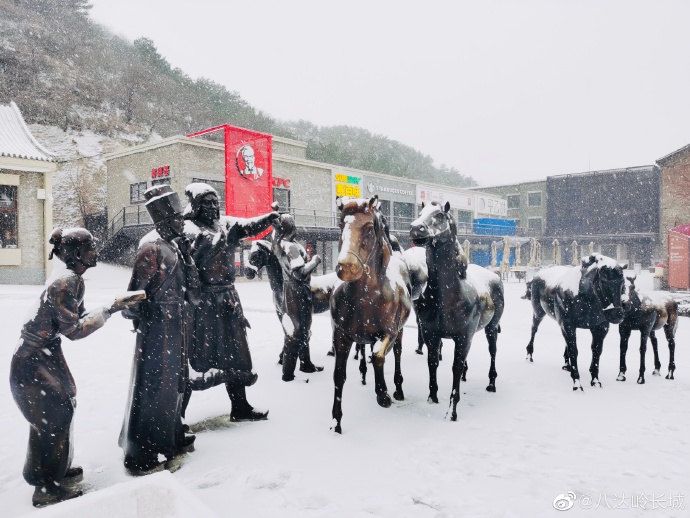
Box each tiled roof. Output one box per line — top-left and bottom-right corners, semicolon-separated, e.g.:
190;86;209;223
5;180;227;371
0;101;54;161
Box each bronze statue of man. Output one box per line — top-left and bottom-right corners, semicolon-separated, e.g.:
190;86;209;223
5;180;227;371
183;182;279;421
120;185;200;474
272;213;324;381
10;228;140;507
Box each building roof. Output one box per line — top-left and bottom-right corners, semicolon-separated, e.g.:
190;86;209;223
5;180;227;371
657;143;690;165
0;101;55;162
547;164;657;180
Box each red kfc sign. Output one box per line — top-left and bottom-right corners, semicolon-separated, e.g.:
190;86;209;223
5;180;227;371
187;125;273;220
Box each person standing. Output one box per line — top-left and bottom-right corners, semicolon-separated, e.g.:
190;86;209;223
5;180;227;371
10;228;139;507
272;213;324;381
183;182;278;421
119;185;200;474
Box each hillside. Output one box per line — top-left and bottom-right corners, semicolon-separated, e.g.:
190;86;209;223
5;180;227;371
0;0;475;227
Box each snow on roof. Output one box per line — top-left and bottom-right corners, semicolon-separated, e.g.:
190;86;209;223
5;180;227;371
0;101;55;161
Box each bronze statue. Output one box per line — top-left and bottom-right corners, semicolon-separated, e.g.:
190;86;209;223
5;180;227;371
9;228;142;507
271;213;324;381
182;183;279;421
119;185;200;474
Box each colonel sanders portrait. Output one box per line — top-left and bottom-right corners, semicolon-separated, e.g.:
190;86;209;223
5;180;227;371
236;145;264;180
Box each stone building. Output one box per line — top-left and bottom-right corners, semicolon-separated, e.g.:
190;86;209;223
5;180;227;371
656;143;690;268
0;102;55;284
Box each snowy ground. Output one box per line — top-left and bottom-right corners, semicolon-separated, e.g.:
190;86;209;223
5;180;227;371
1;265;688;517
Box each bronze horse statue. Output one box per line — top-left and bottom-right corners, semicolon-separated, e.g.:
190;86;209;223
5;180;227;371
331;196;412;433
618;275;678;383
409;201;504;421
247;239;370;382
525;254;627;390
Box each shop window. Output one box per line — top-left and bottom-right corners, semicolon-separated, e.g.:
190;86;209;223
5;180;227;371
0;185;18;248
130;182;147;204
527;191;542;207
393;202;415;231
152;177;171;187
507;194;520;209
528;217;542;234
378;199;391;218
193;179;226;212
273;188;290;211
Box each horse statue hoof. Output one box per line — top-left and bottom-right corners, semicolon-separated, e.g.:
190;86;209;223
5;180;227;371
590;379;602;388
616;373;626;382
415;347;424;355
652;369;661;376
562;364;571;371
376;392;392;408
666;373;674;380
486;384;496;392
393;389;404;401
428;394;439;404
450;412;458;422
526;354;533;362
637;377;645;385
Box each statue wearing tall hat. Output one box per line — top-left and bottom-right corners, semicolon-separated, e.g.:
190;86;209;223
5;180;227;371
119;185;200;474
182;182;279;421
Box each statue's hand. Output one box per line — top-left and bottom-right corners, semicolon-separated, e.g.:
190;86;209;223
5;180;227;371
110;291;147;313
313;254;322;265
268;211;280;223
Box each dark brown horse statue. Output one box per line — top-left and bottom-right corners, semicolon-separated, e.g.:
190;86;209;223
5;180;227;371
409;201;504;421
525;254;627;391
331;196;412;433
618;275;678;383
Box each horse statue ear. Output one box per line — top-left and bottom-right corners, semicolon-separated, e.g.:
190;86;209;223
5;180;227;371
271;201;280;211
581;254;596;269
368;196;378;211
620;263;628;269
336;197;344;210
421;201;426;208
444;201;451;213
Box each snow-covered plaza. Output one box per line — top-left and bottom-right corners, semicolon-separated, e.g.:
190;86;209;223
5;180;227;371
1;265;688;517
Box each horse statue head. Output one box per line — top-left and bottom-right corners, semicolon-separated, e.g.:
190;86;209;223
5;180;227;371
409;201;457;247
335;196;389;282
580;253;628;324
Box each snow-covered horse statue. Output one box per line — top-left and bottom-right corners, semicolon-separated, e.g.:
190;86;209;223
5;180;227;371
618;275;678;383
409;201;504;421
330;196;412;433
525;254;627;390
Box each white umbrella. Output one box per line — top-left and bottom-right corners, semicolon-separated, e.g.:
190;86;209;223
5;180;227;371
552;239;561;265
491;241;498;268
571;240;579;266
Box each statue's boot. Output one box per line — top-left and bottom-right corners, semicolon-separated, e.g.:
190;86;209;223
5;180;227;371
282;347;299;382
227;385;268;422
63;466;83;485
32;484;82;508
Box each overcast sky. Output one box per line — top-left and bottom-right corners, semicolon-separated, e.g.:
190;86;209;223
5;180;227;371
89;0;690;186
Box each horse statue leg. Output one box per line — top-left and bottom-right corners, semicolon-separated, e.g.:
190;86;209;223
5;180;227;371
562;325;582;391
617;324;631;381
649;331;662;376
393;331;404;401
357;343;367;385
589;324;607;387
448;331;472;421
664;321;676;380
485;324;499;392
637;327;650;385
426;334;442;404
371;335;395;408
331;327;353;434
526;309;545;362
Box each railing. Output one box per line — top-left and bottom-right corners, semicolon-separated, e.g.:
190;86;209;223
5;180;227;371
108;205;153;238
108;204;539;238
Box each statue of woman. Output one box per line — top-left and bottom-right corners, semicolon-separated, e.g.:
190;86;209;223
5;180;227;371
9;228;140;508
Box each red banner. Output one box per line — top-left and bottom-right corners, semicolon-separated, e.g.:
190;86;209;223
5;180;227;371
187;125;274;240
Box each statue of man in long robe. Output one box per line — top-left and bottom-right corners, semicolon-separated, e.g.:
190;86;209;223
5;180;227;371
120;185;200;474
183;182;279;421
